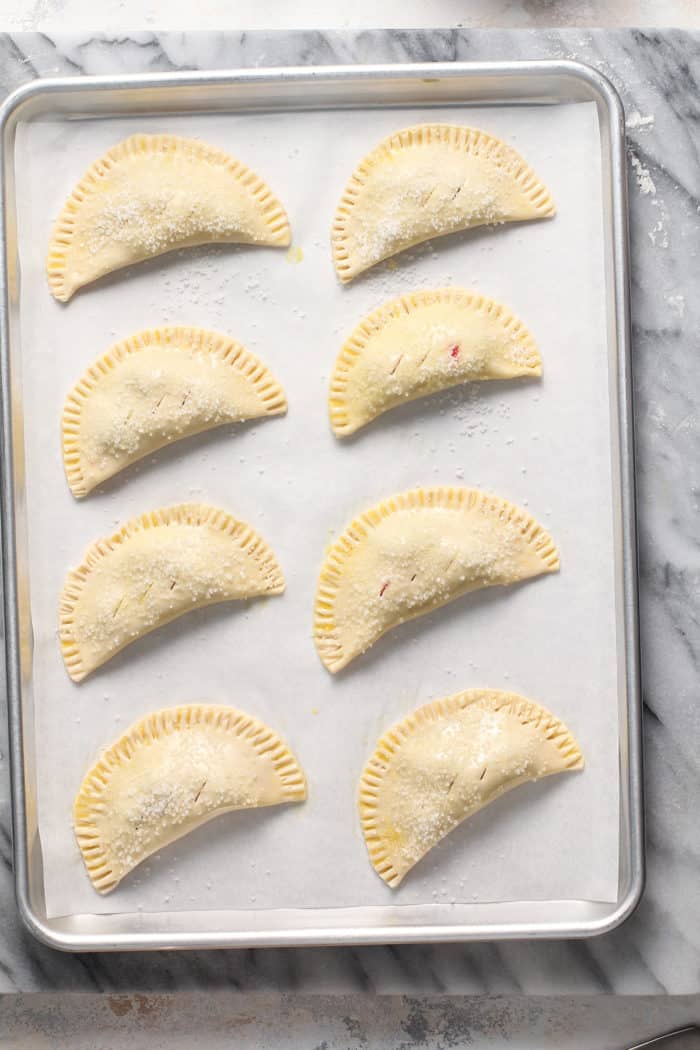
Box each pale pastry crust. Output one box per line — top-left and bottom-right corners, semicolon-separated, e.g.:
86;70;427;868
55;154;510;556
74;703;307;894
314;486;559;673
63;326;287;498
48;134;292;301
60;504;285;682
359;689;584;887
332;124;555;283
330;289;541;436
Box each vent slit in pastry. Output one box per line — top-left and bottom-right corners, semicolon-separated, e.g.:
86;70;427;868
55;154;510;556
74;704;306;894
359;689;584;887
60;504;284;682
332;124;555;282
63;326;287;497
314;486;559;673
48;134;291;301
329;289;541;436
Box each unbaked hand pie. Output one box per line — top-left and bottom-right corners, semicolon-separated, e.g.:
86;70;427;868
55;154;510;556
329;289;541;436
359;688;583;887
47;134;291;301
63;326;287;497
74;704;307;893
60;504;284;682
332;124;555;282
314;486;559;673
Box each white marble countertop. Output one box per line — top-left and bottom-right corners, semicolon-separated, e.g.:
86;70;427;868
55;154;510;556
0;28;698;997
2;0;700;31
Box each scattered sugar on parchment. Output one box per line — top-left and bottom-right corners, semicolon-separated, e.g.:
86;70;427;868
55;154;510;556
363;254;457;298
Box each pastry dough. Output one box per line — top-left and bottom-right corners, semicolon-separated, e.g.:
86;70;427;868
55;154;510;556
314;486;559;673
63;326;287;497
359;689;583;887
74;704;307;893
60;504;284;682
332;124;555;282
330;289;541;436
48;134;291;301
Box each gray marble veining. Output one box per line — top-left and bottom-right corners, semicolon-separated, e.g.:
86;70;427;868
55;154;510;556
0;28;698;994
3;992;700;1048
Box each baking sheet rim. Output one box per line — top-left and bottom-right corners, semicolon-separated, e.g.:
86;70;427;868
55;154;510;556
0;58;643;951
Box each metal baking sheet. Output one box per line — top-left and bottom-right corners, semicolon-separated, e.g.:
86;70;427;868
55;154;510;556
0;61;643;950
